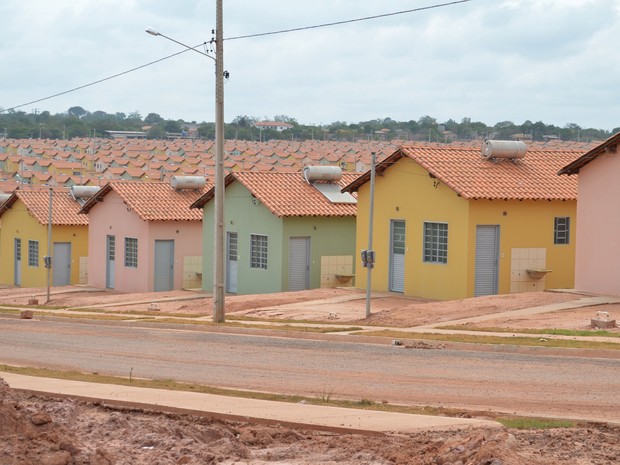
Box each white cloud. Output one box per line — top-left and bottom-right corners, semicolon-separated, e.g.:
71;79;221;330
1;0;619;130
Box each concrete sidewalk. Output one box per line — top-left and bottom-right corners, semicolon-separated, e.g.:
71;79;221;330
1;372;499;434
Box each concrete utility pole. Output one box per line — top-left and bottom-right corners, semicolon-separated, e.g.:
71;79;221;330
46;188;53;304
365;152;376;318
212;0;226;323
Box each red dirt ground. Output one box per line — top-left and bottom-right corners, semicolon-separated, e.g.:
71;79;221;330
2;286;619;464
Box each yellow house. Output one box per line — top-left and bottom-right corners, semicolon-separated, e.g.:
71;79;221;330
0;188;90;287
343;142;582;300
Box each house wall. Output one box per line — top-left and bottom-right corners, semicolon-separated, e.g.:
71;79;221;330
573;151;620;296
282;216;356;290
467;199;576;296
354;157;576;301
87;191;149;292
0;200;87;287
146;221;203;290
355;157;470;300
201;181;284;295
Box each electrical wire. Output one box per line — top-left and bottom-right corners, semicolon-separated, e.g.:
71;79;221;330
0;45;205;114
225;0;471;41
1;0;472;114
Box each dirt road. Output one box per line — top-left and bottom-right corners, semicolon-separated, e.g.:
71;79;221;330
1;318;618;422
2;287;620;464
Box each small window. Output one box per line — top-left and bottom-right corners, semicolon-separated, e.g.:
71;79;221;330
554;217;570;245
250;234;268;269
423;222;448;264
124;237;138;268
28;240;39;267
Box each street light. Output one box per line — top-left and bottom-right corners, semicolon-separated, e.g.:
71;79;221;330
146;0;225;323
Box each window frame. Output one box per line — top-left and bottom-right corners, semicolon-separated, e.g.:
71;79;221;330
124;237;138;268
554;217;570;245
28;240;39;267
423;222;448;264
250;234;268;270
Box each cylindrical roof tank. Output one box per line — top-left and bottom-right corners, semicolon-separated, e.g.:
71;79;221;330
303;165;342;183
171;175;206;190
0;193;11;204
481;140;527;159
70;185;101;198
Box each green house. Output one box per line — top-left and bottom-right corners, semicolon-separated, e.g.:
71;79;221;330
190;168;359;294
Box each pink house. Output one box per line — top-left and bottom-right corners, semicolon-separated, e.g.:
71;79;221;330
559;132;620;296
79;178;207;293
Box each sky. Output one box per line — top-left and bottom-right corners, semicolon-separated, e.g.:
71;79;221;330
1;0;619;131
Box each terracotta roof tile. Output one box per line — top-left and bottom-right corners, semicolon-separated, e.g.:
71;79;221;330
345;144;585;200
192;171;359;217
80;180;208;221
0;189;89;225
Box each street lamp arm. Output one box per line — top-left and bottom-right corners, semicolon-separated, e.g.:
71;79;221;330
145;28;215;62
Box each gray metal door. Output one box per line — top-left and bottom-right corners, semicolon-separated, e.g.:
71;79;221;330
474;225;500;296
106;235;115;289
226;232;238;294
288;237;310;291
389;220;405;293
154;240;174;291
14;238;21;286
52;242;71;286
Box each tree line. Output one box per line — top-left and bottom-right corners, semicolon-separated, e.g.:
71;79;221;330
0;106;616;143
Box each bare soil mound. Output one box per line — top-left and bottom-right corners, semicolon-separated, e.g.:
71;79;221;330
2;378;619;465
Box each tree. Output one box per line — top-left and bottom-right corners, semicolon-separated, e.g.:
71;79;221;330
273;114;298;125
232;115;256;127
68;106;88;119
145;113;164;125
146;125;166;139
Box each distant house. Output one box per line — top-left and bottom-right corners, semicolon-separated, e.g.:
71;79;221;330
0;188;94;287
252;121;294;132
79;178;207;293
558;131;620;296
343;141;583;300
190;167;359;295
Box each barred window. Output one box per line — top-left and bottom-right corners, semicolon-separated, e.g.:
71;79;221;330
124;237;138;268
28;240;39;267
250;234;268;269
554;217;570;245
423;222;448;264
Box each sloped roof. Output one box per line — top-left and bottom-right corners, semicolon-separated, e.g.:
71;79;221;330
343;144;583;200
0;189;88;226
558;131;620;175
80;180;208;221
191;171;359;217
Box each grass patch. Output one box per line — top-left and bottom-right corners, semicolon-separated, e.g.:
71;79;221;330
357;330;620;350
143;318;363;333
439;325;620;338
498;417;575;429
0;308;21;315
43;313;156;321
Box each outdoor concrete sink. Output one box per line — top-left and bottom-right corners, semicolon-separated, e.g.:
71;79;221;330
591;311;617;329
526;269;552;280
335;274;354;283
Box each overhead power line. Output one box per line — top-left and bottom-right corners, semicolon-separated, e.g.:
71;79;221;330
225;0;471;41
1;0;472;114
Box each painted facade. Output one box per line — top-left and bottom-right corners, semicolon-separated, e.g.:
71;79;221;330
192;170;358;295
0;190;89;287
559;132;620;296
79;180;205;293
345;145;581;300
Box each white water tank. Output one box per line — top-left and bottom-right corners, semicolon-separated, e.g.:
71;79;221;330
0;193;11;204
481;140;527;160
303;165;342;183
70;185;101;199
171;175;206;190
